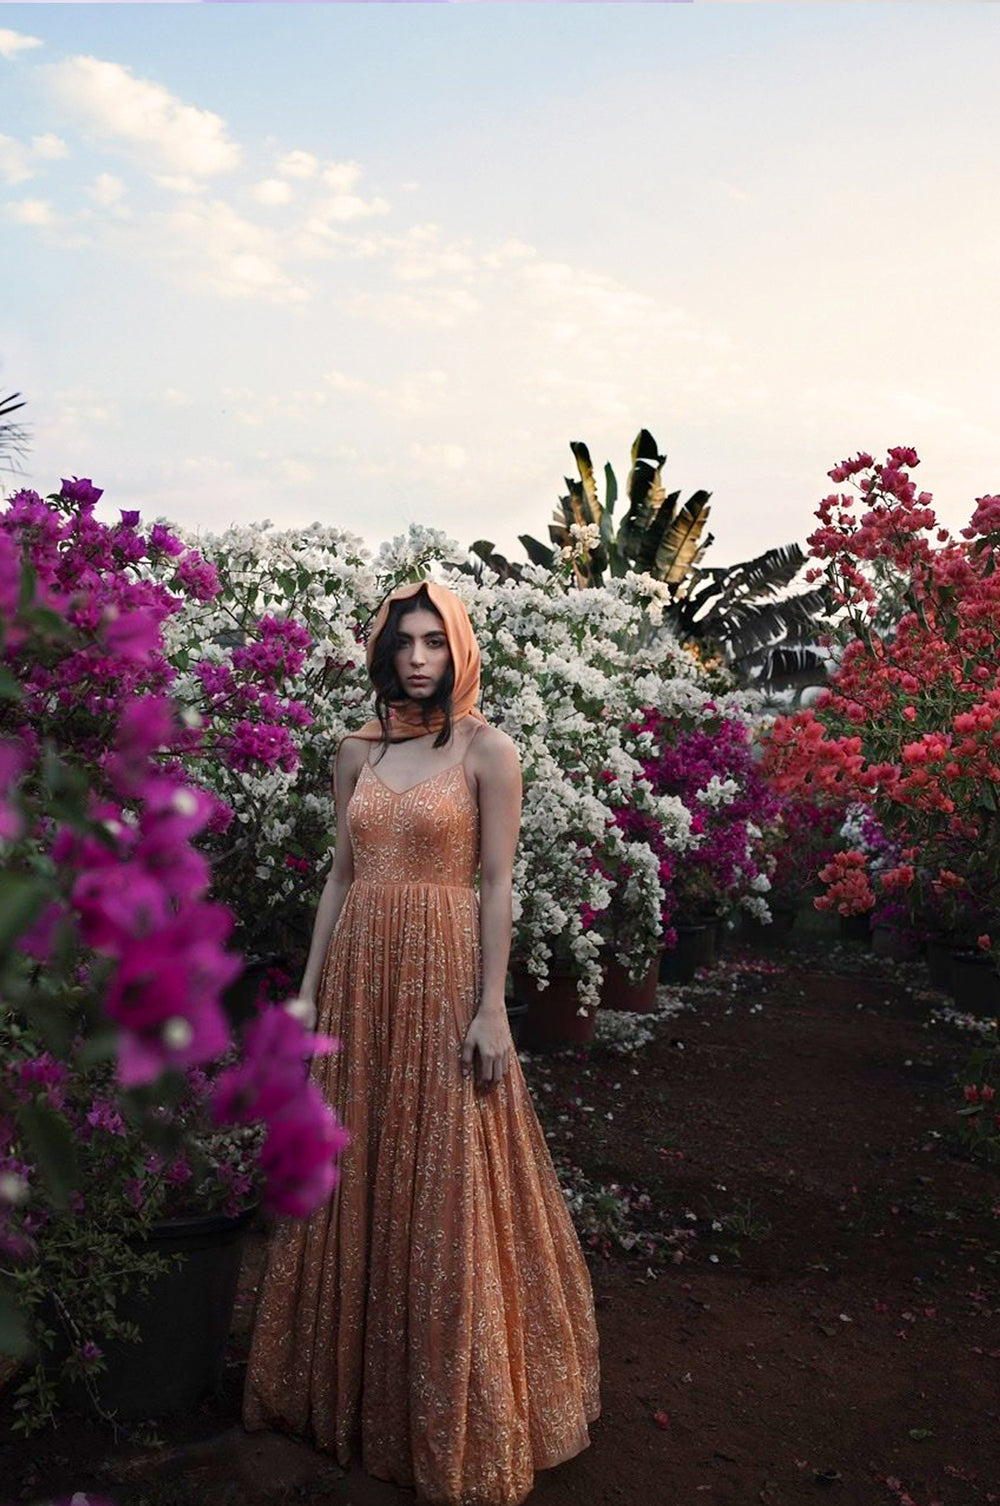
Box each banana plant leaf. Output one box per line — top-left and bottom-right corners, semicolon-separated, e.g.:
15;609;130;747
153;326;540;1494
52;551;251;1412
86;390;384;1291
621;429;667;539
677;585;831;662
639;491;713;586
518;533;557;570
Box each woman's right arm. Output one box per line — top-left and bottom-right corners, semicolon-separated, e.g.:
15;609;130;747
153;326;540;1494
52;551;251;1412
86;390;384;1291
297;736;364;1003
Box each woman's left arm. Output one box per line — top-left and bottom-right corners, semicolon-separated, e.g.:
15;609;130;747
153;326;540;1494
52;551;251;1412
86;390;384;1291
461;728;522;1085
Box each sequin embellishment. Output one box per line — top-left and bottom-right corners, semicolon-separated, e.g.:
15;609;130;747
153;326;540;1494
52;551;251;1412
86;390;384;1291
242;754;601;1506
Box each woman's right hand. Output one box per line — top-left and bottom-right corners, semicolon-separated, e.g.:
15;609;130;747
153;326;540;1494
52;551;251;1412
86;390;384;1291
284;993;317;1033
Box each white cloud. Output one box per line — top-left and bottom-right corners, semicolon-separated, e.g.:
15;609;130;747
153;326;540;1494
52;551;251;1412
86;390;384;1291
517;259;712;352
276;150;318;180
44;56;241;179
253;177;294;206
394;245;475;282
717;180;755;206
343;288;480;328
313;192;390;224
0;29;42;62
6;198;56;227
409;441;468;473
88;172;126;208
32;134;68;162
0;137;34;187
0;133;68;186
480;238;536;270
321;367;449;418
276;459;313;486
321;161;362;193
152;175;206;195
147;197;309;304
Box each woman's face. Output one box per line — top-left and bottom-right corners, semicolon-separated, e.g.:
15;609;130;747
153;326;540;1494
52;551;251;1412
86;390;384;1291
392;605;451;700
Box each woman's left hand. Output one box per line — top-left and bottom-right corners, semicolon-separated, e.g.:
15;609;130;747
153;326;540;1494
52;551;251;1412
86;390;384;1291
461;1007;513;1089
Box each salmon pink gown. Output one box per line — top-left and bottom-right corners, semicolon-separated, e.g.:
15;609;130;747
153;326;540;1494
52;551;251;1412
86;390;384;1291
242;745;601;1506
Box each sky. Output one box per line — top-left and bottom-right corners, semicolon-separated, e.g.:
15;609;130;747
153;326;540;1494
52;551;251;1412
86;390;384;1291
2;4;999;568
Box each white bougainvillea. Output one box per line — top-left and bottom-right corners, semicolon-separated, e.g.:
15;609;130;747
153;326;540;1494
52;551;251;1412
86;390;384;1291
146;519;761;1008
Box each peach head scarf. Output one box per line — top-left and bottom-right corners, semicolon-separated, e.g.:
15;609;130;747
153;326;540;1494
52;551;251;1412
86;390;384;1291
348;579;490;742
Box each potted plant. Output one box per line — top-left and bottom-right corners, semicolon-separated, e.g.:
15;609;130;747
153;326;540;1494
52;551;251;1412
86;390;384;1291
764;448;1000;988
1;1002;267;1432
0;478;348;1427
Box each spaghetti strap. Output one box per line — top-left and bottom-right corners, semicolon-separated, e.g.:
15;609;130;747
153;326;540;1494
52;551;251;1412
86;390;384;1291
461;719;487;765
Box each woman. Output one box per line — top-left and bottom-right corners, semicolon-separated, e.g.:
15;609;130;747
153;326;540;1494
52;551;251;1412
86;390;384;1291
242;579;601;1506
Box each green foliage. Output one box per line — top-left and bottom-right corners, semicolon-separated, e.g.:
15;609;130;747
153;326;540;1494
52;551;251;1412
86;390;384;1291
515;429;831;693
954;1041;1000;1168
0;390;29;472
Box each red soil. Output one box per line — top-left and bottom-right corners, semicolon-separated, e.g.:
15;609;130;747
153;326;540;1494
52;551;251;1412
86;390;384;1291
3;940;998;1506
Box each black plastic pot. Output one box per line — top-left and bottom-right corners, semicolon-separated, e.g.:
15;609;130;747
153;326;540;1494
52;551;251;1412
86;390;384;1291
45;1202;257;1420
924;939;954;991
505;999;529;1048
659;922;716;985
948;952;1000;1016
839;912;873;945
741;902;797;946
872;924;920;962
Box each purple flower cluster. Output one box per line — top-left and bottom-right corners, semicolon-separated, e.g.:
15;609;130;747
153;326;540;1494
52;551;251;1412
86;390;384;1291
0;478;347;1252
211;1003;350;1217
633;708;779;918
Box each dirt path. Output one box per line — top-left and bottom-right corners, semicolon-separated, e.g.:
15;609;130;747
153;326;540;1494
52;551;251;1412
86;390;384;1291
3;939;998;1506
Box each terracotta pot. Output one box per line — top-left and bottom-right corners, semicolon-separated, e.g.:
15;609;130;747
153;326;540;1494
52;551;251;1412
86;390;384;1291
600;948;663;1013
511;968;596;1051
658;922;716;984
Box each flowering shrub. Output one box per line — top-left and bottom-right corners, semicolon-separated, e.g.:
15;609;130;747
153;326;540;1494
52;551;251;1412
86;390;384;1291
0;1012;263;1433
0;480;347;1395
956;1043;1000;1167
445;554;726;1000
760;792;843;909
762;449;1000;942
632;705;776;929
152;515;460;965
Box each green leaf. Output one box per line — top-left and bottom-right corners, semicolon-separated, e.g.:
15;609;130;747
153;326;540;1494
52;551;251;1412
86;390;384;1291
16;1098;78;1212
519;533;556;570
17;558;37;614
604;461;618;516
0;1283;32;1360
0;873;50;955
16;989;78;1057
76;1026;120;1067
908;1428;933;1441
0;665;25;701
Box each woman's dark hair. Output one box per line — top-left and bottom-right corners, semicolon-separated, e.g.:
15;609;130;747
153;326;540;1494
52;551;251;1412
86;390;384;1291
368;584;454;758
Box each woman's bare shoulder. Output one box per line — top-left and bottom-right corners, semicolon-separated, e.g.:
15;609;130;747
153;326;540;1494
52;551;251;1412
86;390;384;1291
335;734;371;776
471;722;520;772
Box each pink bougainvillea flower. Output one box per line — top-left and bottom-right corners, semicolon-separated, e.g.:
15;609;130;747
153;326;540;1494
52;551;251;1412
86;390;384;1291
59;476;103;508
256;1095;349;1217
105;905;242;1085
210;1003;348;1217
